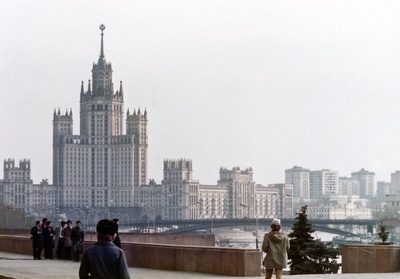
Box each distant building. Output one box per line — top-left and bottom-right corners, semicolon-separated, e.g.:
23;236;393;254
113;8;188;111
339;177;360;197
135;162;293;220
52;25;148;208
0;159;33;210
376;181;391;200
0;159;58;215
285;166;310;199
307;203;373;220
309;169;339;199
385;194;400;210
390;171;400;195
351;169;375;198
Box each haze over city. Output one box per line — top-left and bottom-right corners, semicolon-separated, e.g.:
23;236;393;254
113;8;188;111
2;1;400;186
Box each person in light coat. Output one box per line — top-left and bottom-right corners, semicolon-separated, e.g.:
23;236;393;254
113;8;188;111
262;218;290;279
62;220;73;260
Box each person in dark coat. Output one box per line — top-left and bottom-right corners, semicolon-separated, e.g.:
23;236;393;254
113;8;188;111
112;218;121;248
79;219;130;279
43;221;55;259
71;220;85;262
30;220;43;260
262;218;290;279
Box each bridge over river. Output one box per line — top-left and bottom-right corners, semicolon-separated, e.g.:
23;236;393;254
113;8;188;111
126;218;379;236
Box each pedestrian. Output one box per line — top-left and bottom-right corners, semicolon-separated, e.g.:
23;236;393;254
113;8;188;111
42;218;48;230
71;220;85;262
43;220;55;259
30;220;43;260
63;220;73;260
112;218;121;248
262;218;290;279
54;220;66;259
79;219;130;279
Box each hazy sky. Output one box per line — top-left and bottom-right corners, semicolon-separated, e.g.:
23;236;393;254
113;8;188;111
2;1;400;186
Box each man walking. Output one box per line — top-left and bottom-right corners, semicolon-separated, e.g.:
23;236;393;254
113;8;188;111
79;219;130;279
262;218;290;279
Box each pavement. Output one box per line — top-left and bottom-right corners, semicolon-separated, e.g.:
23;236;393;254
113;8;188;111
0;252;399;279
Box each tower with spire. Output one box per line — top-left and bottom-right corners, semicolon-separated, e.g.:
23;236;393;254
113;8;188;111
53;24;148;209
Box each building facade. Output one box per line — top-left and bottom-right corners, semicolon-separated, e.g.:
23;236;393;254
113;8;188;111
376;181;391;200
309;169;339;199
52;25;147;209
351;169;375;198
307;203;373;220
136;161;294;221
339;177;360;197
390;171;400;196
285;166;310;199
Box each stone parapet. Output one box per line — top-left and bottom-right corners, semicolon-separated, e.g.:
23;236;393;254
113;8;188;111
0;235;261;277
342;244;400;273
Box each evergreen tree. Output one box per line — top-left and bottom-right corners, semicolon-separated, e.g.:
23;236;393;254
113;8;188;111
288;205;340;274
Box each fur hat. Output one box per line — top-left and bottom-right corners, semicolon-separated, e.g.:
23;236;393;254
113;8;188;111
271;218;281;226
96;219;118;235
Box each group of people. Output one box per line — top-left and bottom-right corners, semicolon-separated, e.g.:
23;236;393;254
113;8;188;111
30;215;289;279
30;217;129;278
30;218;84;261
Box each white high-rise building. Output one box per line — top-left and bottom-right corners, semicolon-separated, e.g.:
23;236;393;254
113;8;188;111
52;25;148;209
351;169;375;198
390;171;400;195
309;169;339;199
285;166;310;199
339;177;360;196
377;181;391;199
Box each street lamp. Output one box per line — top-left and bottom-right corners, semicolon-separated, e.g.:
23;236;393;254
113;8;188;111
138;204;154;233
73;207;88;228
240;203;259;250
270;194;277;218
37;204;51;219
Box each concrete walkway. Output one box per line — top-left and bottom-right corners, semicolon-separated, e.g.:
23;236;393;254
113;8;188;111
0;252;398;279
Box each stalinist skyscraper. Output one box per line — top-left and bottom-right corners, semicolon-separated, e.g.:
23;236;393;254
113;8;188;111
53;25;148;209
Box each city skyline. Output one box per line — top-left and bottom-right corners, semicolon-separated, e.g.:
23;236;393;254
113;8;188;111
2;1;400;186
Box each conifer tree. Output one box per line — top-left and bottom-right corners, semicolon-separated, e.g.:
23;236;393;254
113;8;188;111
288;205;340;274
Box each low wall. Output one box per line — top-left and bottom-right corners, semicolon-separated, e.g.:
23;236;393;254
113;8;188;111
86;232;216;246
342;244;400;273
0;229;215;247
0;235;261;277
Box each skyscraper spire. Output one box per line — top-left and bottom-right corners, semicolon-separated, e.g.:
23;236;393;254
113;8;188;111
99;24;106;61
80;81;84;94
119;81;123;96
88;79;91;93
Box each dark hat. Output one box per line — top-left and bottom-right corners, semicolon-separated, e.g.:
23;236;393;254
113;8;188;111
61;221;66;225
113;218;119;223
96;219;118;235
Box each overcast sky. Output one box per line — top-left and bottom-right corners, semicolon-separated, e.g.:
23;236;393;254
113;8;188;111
2;1;400;186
